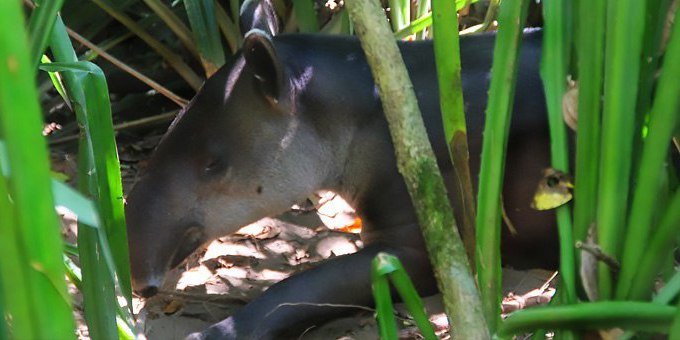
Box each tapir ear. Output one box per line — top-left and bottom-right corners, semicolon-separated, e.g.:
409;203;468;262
240;0;279;36
243;30;284;103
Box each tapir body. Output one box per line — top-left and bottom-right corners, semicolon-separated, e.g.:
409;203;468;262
126;24;556;338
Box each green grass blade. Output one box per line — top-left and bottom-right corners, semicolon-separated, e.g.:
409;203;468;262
476;0;499;33
394;12;432;40
500;302;675;336
45;64;121;340
628;189;680;300
475;0;530;332
655;270;680;305
387;0;408;31
596;0;646;300
78;211;119;339
2;140;99;228
184;0;225;75
0;280;6;340
416;0;431;19
617;7;680;300
670;300;680;339
214;1;240;53
41;61;133;307
43;19;132;301
41;55;69;104
371;254;399;340
0;174;36;339
631;0;673;171
374;253;437;340
540;0;576;304
572;0;605;252
141;0;200;59
431;0;476;264
0;1;74;337
27;0;66;69
230;0;240;36
292;0;318;33
52;179;101;227
47;19;134;337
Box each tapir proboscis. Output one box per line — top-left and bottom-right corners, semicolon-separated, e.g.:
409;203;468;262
125;3;557;339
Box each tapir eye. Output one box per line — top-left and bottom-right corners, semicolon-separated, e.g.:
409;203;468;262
204;158;227;176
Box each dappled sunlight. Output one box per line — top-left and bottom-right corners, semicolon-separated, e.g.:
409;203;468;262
314;235;359;257
202;239;266;260
176;265;212;290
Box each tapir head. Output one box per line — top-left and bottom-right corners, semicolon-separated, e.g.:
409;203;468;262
126;18;342;297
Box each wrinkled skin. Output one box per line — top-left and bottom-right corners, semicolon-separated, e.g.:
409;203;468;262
126;29;555;339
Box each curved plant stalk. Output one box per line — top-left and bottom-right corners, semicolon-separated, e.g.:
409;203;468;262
27;0;65;69
372;253;437;340
90;0;202;90
596;0;646;300
474;0;499;33
0;1;74;337
142;0;200;59
345;0;489;338
475;0;530;332
431;0;476;265
500;302;676;336
540;0;576;305
617;6;680;300
394;12;432;40
48;17;135;337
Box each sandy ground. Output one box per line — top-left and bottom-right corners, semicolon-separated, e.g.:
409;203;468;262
131;197;556;340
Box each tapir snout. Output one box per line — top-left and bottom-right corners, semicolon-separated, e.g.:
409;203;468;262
126;170;208;297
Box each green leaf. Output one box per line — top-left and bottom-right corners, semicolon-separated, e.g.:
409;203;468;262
184;0;225;75
474;0;530;332
47;19;134;339
2;139;100;228
292;0;318;33
27;0;66;68
40;59;132;306
0;0;74;336
500;302;675;336
372;253;437;340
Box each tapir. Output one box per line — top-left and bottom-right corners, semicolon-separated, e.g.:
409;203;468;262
125;3;556;338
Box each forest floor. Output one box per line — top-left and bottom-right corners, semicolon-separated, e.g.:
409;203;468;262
51;110;555;340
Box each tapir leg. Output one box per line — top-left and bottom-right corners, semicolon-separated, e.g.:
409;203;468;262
189;241;436;339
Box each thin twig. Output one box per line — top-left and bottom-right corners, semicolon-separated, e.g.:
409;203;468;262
49;110;179;145
65;28;189;107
